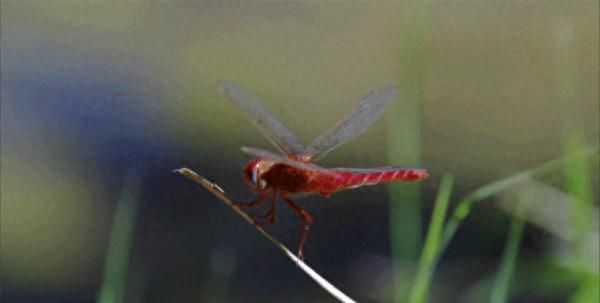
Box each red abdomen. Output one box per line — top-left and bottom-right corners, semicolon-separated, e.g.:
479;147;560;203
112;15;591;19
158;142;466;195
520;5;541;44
310;168;429;196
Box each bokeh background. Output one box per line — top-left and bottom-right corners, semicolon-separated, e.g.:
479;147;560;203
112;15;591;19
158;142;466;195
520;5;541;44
1;2;598;303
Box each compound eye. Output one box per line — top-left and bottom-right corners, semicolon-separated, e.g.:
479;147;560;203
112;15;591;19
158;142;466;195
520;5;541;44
252;165;259;185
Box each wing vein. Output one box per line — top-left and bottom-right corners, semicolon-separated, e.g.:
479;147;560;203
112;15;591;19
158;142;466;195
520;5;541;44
303;86;397;161
219;80;304;156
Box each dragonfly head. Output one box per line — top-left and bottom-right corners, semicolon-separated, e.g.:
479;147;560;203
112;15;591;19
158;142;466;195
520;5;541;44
242;159;274;191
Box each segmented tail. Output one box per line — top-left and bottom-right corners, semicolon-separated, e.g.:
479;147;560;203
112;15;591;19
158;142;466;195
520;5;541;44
338;168;429;189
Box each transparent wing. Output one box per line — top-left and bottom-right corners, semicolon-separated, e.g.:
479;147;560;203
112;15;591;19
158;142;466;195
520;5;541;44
303;86;397;161
219;80;304;156
335;166;428;174
241;146;336;175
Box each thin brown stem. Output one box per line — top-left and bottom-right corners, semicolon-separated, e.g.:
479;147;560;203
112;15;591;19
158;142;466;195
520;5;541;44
173;167;357;303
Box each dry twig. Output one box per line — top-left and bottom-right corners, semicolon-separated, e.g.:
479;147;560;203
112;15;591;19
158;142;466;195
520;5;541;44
174;167;357;303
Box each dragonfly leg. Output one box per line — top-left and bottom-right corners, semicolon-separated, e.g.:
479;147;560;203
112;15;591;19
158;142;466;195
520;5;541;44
254;194;277;226
281;195;313;260
237;190;270;207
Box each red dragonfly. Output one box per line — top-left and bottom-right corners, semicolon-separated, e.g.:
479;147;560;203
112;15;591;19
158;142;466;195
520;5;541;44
219;80;428;259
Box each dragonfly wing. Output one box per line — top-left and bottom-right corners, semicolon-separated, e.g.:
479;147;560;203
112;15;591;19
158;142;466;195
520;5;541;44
335;166;428;174
219;80;304;156
241;146;336;175
304;86;397;161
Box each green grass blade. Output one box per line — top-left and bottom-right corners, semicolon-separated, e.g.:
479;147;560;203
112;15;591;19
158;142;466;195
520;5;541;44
388;0;430;262
490;201;526;303
437;146;598;264
407;174;454;303
570;275;600;303
389;2;430;301
562;132;594;272
97;173;141;303
427;148;595;302
552;17;595;275
552;20;598;300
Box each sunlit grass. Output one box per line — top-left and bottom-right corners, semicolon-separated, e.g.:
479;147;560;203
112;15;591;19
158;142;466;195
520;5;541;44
404;146;597;303
553;19;598;302
563;132;594;271
564;132;598;302
570;274;600;303
436;146;597;266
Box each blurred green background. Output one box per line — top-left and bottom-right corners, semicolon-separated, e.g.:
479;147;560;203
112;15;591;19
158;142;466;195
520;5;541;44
1;2;598;303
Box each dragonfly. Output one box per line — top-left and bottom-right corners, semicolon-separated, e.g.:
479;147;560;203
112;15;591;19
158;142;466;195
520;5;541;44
219;80;429;259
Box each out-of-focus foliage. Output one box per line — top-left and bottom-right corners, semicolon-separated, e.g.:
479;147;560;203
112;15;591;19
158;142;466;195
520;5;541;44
1;97;110;293
1;1;598;303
